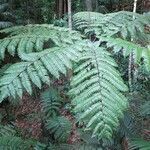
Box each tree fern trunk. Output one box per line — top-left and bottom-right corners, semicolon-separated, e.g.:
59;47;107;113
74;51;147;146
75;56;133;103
128;0;138;91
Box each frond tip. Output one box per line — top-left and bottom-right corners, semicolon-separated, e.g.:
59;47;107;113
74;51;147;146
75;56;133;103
69;41;128;139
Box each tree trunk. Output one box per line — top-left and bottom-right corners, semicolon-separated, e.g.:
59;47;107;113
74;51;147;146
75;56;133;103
67;0;73;80
85;0;93;11
68;0;72;31
55;0;68;19
128;0;138;92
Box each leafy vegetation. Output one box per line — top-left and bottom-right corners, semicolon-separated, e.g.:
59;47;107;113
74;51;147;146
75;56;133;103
0;0;149;149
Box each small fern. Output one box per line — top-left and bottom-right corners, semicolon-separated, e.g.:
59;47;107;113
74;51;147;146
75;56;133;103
41;87;62;118
69;41;128;139
46;116;72;142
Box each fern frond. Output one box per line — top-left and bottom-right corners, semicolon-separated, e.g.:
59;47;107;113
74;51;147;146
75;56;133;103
73;11;150;39
129;138;150;150
140;101;150;117
0;24;81;60
46;116;72;142
0;44;81;102
0;125;17;136
100;37;150;71
41;87;62;118
69;41;128;139
0;136;35;150
118;113;135;137
49;144;102;150
0;125;35;150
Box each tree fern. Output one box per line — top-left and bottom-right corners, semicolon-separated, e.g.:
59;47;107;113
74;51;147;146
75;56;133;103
0;43;82;102
69;41;128;139
41;87;62;118
0;24;82;60
46;116;72;142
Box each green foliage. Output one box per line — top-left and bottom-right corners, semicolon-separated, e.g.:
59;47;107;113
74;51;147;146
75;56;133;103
46;116;72;142
129;138;150;150
118;113;135;138
0;24;81;60
50;144;103;150
0;125;35;150
73;11;150;40
41;87;62;118
35;143;103;150
100;37;150;71
0;8;149;146
69;41;128;139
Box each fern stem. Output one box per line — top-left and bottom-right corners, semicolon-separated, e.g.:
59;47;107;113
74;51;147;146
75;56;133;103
128;53;133;92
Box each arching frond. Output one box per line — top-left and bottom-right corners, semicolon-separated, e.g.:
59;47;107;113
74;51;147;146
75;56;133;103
0;24;82;60
0;43;82;102
100;37;150;71
69;41;128;139
73;11;150;39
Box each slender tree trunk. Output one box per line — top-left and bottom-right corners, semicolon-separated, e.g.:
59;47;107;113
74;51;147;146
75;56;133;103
68;0;72;31
55;0;67;19
133;0;138;14
85;0;93;11
67;0;72;80
128;0;138;91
